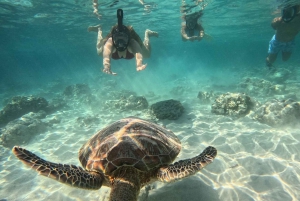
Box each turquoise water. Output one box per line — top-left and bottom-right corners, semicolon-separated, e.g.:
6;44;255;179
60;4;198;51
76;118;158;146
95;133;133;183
1;0;300;201
1;0;299;92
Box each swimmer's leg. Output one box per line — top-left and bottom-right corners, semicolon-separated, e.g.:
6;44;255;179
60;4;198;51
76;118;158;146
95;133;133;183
142;29;158;58
87;25;104;56
282;51;292;61
96;26;104;56
266;53;277;68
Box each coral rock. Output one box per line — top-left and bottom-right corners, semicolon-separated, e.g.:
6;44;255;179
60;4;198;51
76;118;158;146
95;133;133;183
211;92;255;118
251;99;300;127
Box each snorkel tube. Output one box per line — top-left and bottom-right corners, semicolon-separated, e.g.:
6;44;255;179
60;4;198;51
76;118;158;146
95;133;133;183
117;9;124;31
112;9;130;52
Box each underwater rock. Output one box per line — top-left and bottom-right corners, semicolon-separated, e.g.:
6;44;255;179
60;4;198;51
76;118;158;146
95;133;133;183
211;92;255;118
150;99;184;120
0;96;48;126
237;77;276;97
197;91;215;104
23;111;47;119
266;68;291;83
0;113;48;148
105;95;148;111
251;99;300;127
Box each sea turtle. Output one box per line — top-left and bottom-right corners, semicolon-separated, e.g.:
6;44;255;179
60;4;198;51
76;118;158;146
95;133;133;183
12;117;217;201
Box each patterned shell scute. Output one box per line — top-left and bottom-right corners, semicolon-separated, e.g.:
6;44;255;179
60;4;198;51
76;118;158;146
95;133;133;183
78;118;181;175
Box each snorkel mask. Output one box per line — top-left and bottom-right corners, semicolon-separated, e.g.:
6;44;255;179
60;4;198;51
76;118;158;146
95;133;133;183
282;5;297;23
185;11;202;29
112;9;130;52
186;17;197;29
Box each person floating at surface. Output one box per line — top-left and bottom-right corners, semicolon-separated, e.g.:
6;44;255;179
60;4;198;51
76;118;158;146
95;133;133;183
181;11;205;41
92;0;101;19
266;5;300;68
88;9;158;75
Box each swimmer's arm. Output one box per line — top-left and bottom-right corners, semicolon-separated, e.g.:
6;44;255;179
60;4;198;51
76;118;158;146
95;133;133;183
102;38;116;75
197;24;205;39
271;17;280;30
181;25;189;40
130;39;147;71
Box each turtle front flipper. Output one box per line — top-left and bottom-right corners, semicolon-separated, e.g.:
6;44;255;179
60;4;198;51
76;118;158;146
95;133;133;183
157;146;217;182
12;146;104;190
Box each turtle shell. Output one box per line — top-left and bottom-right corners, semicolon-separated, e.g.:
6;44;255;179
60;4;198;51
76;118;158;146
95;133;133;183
78;117;181;174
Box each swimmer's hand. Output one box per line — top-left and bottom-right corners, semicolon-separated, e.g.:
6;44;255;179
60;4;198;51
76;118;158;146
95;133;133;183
200;31;204;38
137;64;147;71
103;67;117;75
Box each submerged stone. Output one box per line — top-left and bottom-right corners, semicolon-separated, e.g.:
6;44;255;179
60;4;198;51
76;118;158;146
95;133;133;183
150;99;184;120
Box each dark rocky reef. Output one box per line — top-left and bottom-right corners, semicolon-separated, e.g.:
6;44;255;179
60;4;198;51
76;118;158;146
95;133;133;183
150;99;184;120
0;95;66;127
0;96;48;126
211;92;255;118
251;99;300;127
0;111;48;148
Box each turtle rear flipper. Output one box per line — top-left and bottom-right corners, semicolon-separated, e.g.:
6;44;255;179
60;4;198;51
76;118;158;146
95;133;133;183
157;146;217;182
12;146;104;190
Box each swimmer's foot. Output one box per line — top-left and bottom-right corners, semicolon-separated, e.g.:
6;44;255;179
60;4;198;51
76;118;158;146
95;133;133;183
145;29;159;37
88;25;101;32
265;58;274;70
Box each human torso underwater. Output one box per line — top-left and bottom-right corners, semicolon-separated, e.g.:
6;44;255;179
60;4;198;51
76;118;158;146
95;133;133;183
111;47;134;60
276;15;300;42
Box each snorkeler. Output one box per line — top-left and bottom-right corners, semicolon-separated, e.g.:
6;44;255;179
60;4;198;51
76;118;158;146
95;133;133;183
266;5;300;68
88;9;158;75
181;11;205;41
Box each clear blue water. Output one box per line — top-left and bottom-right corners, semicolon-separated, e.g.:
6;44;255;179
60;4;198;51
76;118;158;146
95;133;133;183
1;0;299;92
1;0;300;201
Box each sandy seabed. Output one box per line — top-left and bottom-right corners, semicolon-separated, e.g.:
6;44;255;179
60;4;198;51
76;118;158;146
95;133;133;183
0;81;300;201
